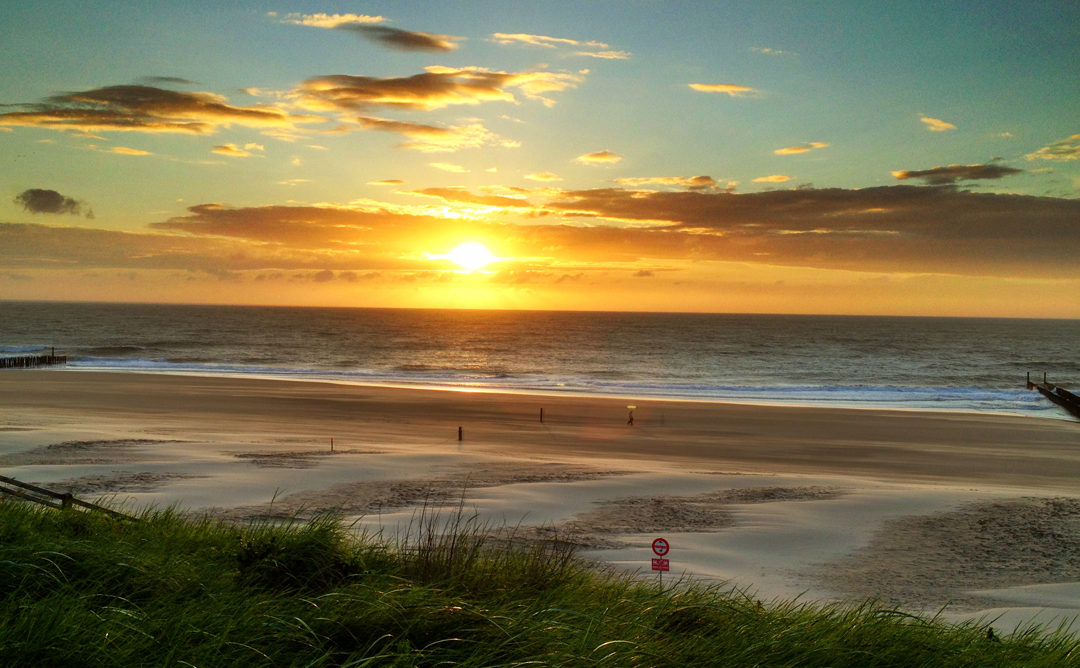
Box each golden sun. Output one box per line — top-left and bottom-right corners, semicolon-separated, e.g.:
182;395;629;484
445;242;498;271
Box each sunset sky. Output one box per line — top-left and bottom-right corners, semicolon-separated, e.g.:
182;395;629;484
2;1;1078;316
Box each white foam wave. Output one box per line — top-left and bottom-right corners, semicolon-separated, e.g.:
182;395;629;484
67;356;1056;418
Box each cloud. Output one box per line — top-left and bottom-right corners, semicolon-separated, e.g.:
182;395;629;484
279;13;386;27
526;172;562;181
0;85;321;135
753;175;792;183
408;186;534;211
354;116;493;152
892;163;1023;185
14;189;87;216
5;185;1080;281
245;143;265;151
1026;134;1080;162
575;150;621;164
109;146;152;156
689;83;759;97
774;142;828;155
211;143;251;157
633;269;655;277
575;50;631;59
369;179;404;186
614;176;717;190
920;117;957;132
750;47;794;56
337;25;464;52
296;66;582;112
429;162;468;172
491;33;625;59
139;76;198;86
491;33;581;48
536;185;1080;277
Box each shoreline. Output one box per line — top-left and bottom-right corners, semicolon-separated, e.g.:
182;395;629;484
4;369;1080;633
29;364;1063;422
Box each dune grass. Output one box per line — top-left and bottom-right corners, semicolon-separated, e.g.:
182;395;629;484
0;499;1078;667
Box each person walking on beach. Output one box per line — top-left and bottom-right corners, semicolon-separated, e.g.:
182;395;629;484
628;410;634;426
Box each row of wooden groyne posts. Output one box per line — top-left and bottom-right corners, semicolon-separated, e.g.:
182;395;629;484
0;350;67;368
1027;372;1080;420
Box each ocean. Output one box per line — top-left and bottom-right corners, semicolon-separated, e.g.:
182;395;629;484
2;301;1077;419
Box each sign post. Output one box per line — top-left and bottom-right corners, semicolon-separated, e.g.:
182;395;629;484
651;537;670;588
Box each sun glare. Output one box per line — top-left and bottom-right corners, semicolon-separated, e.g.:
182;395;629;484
445;242;498;271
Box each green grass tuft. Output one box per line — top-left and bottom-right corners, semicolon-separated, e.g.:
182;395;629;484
0;498;1078;667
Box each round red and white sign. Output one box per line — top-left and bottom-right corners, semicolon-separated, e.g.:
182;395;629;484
652;537;669;556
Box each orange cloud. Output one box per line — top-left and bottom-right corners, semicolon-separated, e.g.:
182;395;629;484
753;175;791;183
614;176;717;190
407;187;533;211
429;162;468;172
211;143;253;157
575;150;621;164
774;142;828;155
525;172;562;181
0;85;321;135
689;83;759;97
354;116;494;152
920;117;956;132
369;179;404;186
279;13;385;27
1025;134;1080;161
575;50;631;59
491;33;580;47
109;146;152;156
296;66;581;112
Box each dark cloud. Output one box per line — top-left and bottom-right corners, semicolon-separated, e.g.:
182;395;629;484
419;185;1080;278
14;189;88;216
0;85;320;135
0;220;421;274
151;202;458;249
337;25;463;52
5;183;1079;281
633;269;655;277
138;76;198;86
297;67;580;112
892;163;1023;185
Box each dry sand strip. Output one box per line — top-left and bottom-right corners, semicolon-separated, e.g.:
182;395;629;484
809;497;1080;613
0;438;189;466
4;370;1080;490
213;462;628;522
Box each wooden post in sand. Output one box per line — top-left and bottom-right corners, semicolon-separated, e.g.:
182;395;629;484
458;426;463;441
540;408;544;423
330;438;334;452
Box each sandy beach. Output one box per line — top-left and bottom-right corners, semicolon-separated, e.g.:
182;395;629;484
3;370;1080;633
